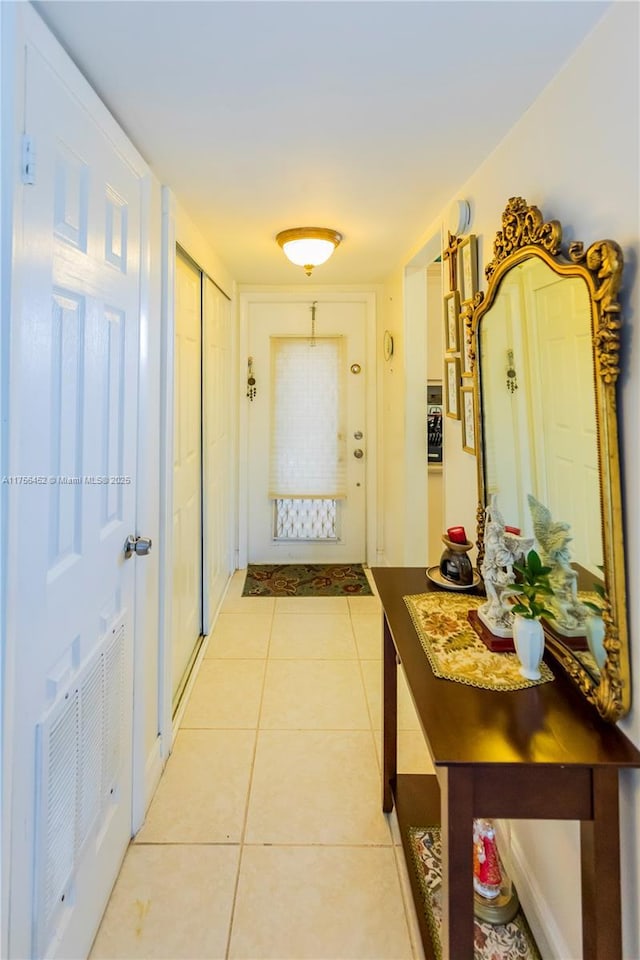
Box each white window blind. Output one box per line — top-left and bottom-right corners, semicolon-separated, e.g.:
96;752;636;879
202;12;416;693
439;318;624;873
269;337;346;499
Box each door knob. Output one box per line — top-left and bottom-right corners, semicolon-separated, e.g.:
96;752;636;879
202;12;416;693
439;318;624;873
353;448;364;459
124;535;153;558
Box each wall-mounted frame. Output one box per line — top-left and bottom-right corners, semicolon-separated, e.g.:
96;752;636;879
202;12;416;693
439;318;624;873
444;291;461;354
427;382;443;464
458;234;478;302
461;384;476;454
460;303;474;378
444;356;461;420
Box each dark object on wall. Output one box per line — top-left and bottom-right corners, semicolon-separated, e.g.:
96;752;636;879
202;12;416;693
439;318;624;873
427;383;443;464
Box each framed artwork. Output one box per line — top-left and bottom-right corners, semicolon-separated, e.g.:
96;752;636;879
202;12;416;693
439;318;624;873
458;235;478;302
444;291;461;354
461;384;476;454
445;356;461;420
460;305;473;378
427;382;443;464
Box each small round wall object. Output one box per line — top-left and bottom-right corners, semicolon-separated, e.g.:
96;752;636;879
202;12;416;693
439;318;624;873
447;198;471;236
383;330;394;361
350;362;362;375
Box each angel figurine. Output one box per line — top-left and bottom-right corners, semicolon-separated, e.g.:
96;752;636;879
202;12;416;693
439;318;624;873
478;495;534;637
527;494;588;636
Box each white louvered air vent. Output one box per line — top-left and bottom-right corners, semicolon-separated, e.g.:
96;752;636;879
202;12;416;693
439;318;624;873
34;619;126;958
42;690;80;930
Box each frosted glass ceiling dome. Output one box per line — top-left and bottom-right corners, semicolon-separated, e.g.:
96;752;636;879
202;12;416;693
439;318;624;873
276;227;342;276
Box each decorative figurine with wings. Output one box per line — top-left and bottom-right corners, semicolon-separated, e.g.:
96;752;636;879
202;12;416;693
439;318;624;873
527;494;588;635
478;495;534;637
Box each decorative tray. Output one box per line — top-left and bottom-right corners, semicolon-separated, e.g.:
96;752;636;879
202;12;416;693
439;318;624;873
426;565;481;592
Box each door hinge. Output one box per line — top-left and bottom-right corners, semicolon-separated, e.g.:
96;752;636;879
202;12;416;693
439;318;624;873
21;134;35;185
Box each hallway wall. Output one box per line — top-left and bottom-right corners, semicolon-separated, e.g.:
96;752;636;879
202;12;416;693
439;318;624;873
380;4;639;956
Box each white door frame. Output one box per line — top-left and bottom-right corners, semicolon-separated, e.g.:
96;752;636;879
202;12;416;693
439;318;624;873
238;288;378;569
402;232;443;564
1;5;154;948
158;186;177;757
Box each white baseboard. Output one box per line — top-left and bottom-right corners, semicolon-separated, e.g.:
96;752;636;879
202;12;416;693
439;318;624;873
130;736;164;836
144;737;164;811
496;823;575;960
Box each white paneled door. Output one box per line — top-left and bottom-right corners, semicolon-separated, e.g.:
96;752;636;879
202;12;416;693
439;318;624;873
247;299;367;563
531;275;601;573
172;252;203;702
7;33;144;960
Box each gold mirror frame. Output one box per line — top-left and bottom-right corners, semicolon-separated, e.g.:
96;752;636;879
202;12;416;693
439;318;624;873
465;197;629;721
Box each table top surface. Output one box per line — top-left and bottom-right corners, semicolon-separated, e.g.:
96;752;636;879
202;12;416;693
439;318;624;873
372;567;640;769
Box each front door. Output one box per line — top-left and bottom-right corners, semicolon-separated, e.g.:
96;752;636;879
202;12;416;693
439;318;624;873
7;34;143;959
246;299;368;563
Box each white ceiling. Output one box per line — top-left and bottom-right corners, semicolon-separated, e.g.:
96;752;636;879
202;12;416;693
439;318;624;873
34;0;609;285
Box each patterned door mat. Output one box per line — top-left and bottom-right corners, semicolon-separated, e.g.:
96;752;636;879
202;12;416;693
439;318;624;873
242;563;373;597
409;826;542;960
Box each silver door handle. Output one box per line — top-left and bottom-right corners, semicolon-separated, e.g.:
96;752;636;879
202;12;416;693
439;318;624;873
353;448;364;459
124;535;153;558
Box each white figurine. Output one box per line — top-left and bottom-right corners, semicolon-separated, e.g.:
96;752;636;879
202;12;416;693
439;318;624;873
527;494;588;636
478;495;534;637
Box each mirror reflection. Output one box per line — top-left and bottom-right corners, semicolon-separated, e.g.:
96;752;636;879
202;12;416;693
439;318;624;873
479;256;604;679
471;197;629;720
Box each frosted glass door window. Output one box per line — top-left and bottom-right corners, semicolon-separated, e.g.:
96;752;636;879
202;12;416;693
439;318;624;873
269;337;346;499
269;337;346;541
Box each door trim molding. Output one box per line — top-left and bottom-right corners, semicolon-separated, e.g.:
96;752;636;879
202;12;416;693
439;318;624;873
238;288;379;568
158;185;177;760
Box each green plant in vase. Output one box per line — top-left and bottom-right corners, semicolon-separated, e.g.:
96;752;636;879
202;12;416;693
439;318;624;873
505;550;554;680
509;549;555;620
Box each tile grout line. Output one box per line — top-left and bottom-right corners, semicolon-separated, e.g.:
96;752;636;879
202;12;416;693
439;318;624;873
222;598;275;959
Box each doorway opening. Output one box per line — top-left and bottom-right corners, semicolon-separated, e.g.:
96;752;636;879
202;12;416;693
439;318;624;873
239;291;377;567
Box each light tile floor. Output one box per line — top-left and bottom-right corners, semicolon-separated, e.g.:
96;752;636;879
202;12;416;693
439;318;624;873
91;570;433;960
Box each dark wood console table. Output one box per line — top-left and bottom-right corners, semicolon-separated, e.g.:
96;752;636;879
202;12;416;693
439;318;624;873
372;567;640;960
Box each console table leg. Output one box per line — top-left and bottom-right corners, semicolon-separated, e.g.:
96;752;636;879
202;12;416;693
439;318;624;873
382;615;397;812
440;766;475;960
581;767;621;960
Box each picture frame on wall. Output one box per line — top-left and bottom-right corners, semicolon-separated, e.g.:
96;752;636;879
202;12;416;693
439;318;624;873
458;235;478;302
461;384;476;454
443;291;461;354
445;356;461;420
460;304;474;378
427;382;443;465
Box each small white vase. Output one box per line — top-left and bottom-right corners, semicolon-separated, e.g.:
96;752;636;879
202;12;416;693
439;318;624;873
585;615;606;671
513;616;545;680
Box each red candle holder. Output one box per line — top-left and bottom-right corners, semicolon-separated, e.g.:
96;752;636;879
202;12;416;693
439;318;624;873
447;526;467;544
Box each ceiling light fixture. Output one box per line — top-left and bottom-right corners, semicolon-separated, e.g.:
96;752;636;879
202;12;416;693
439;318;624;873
276;227;342;276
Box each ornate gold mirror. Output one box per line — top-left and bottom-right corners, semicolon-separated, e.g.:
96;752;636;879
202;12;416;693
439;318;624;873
467;197;629;721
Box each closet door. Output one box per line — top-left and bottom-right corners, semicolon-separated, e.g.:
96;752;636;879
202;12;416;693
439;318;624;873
202;277;232;633
172;250;202;702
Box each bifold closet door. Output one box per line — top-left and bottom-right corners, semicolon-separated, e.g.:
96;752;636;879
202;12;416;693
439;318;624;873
202;276;232;634
172;250;203;702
